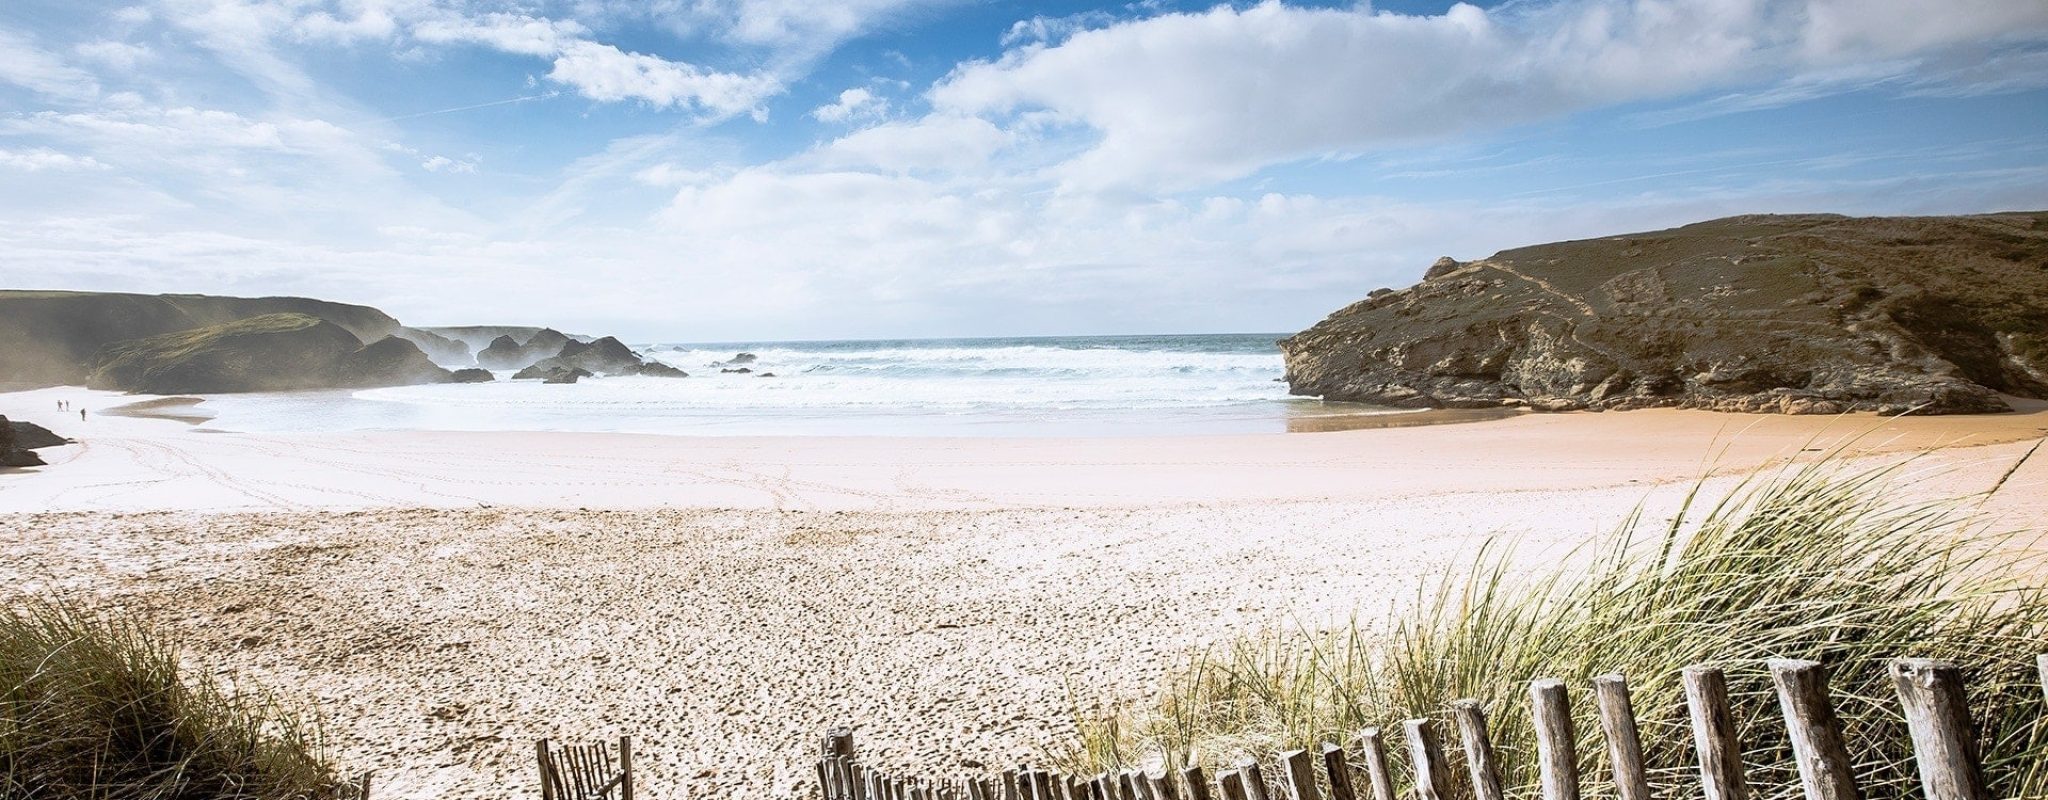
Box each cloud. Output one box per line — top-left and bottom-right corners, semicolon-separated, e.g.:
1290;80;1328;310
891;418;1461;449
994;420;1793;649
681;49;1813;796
0;30;100;102
811;87;887;122
410;12;588;57
546;40;781;116
420;154;477;173
815;114;1012;173
0;148;109;171
73;40;155;71
931;0;2048;191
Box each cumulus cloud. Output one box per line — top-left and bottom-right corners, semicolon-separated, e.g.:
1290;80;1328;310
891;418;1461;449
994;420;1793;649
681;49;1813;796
931;0;2048;191
811;87;887;122
546;40;781;115
421;154;477;173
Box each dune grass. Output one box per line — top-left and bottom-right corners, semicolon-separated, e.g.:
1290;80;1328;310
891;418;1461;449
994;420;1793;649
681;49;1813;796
1060;450;2048;799
1;600;347;800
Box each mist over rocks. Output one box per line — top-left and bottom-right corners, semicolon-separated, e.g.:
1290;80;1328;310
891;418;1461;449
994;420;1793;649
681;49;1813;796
1281;212;2048;415
85;314;454;394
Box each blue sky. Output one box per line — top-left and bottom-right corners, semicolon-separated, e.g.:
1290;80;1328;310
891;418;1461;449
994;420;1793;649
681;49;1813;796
2;0;2046;340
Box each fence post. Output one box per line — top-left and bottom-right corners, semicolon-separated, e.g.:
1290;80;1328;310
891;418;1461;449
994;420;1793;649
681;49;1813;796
1592;675;1651;800
1769;660;1861;800
2037;654;2047;704
1890;659;1989;800
1683;666;1752;800
1529;679;1581;800
1239;759;1272;800
1451;700;1505;800
1149;770;1182;800
1402;719;1453;800
1320;743;1356;800
1219;769;1249;800
1355;729;1396;800
1183;766;1214;800
1279;749;1318;800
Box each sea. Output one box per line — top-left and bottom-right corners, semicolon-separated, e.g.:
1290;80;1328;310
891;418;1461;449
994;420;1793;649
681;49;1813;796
182;333;1415;437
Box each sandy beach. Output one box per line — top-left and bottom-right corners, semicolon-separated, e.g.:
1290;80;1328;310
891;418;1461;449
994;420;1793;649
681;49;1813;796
4;385;2047;798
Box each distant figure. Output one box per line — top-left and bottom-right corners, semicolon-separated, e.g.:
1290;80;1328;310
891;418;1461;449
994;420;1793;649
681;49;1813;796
80;408;86;421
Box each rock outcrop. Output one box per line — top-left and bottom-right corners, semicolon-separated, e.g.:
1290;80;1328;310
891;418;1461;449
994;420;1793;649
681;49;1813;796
1281;212;2048;415
518;336;687;378
417;326;594;355
0;291;407;386
86;313;454;394
0;415;63;467
395;326;472;365
450;368;494;383
476;328;575;371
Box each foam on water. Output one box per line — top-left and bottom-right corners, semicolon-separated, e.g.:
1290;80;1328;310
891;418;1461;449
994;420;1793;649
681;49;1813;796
190;333;1400;437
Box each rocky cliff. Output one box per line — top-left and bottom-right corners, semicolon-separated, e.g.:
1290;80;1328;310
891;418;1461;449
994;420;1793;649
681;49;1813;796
1281;212;2048;415
0;291;407;385
86;313;453;394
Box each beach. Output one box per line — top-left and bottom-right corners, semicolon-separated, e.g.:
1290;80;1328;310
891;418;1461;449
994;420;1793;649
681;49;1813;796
4;385;2047;797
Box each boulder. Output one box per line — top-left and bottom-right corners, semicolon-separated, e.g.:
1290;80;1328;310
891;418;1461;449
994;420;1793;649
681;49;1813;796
475;335;527;369
450;368;494;383
8;419;69;449
728;352;758;364
634;362;688;378
0;415;46;467
513;364;594;383
1281;212;2048;415
337;336;457;388
721;367;752;374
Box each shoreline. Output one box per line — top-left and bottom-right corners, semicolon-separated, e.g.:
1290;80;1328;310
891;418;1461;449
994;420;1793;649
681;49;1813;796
3;385;2045;515
6;385;2046;797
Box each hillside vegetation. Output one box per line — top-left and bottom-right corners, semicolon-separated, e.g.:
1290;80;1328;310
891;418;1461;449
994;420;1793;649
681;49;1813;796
1282;212;2048;414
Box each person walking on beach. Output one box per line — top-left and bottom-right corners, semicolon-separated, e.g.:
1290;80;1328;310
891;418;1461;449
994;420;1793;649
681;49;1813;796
79;408;86;421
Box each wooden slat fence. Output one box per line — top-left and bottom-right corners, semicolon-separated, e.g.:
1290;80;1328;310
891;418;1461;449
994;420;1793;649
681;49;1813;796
815;656;2045;800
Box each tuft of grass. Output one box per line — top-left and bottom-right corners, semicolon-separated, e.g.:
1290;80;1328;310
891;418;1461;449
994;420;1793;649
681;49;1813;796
1;600;347;799
1062;452;2048;799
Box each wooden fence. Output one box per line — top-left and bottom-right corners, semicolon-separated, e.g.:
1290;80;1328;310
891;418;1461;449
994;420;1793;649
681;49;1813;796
814;656;2048;800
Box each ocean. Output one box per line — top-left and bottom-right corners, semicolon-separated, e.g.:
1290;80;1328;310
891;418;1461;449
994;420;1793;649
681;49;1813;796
183;333;1409;437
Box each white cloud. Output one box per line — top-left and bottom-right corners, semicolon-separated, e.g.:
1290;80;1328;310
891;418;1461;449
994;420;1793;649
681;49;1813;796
811;87;887;122
931;0;2048;191
545;40;781;116
421;154;477;173
816;114;1012;173
0;148;109;171
73;40;155;71
410;12;588;57
0;30;100;102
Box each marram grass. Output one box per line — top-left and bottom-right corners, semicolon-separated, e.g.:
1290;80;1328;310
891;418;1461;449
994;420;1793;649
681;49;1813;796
1;600;345;800
1061;451;2048;800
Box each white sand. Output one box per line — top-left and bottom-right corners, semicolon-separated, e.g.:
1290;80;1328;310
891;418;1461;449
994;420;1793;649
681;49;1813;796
3;386;2045;798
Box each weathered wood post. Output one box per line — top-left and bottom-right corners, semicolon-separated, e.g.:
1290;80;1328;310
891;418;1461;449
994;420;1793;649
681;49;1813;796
1890;659;1989;800
1219;769;1250;800
1402;719;1454;800
537;740;556;800
2037;653;2047;703
1452;699;1506;800
1592;675;1652;800
1127;770;1152;800
1320;742;1357;800
1279;749;1319;800
1683;666;1752;800
1149;770;1182;800
1769;660;1861;800
1239;759;1272;800
1529;679;1581;800
1183;766;1214;800
1355;729;1396;800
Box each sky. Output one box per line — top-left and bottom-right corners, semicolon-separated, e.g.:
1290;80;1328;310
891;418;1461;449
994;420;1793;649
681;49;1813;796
2;0;2046;341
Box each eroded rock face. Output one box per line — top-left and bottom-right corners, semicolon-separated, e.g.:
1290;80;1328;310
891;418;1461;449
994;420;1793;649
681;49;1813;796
1281;212;2048;415
86;314;454;394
